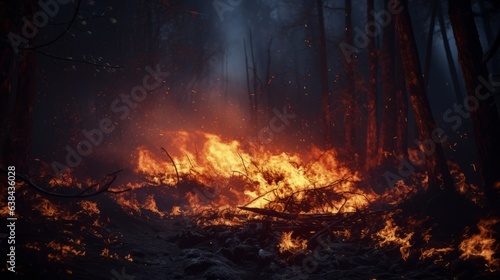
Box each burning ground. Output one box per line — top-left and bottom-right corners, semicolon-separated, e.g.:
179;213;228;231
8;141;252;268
1;131;499;279
3;0;500;279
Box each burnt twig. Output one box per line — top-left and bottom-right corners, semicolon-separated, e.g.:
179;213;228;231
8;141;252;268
161;147;180;184
0;168;129;198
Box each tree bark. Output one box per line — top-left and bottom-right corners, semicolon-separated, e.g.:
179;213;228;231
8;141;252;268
437;2;462;103
344;0;356;154
423;0;438;88
395;38;408;160
394;0;454;192
317;0;332;149
365;0;378;172
0;2;16;156
449;0;500;202
378;1;397;165
1;1;37;172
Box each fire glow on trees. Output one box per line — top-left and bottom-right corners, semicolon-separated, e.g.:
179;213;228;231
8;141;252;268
2;0;500;278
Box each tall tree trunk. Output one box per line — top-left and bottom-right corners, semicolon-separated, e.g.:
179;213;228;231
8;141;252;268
0;3;16;159
378;1;397;165
395;42;408;159
344;0;356;154
449;0;500;203
249;30;259;132
423;0;438;88
316;0;332;149
394;0;454;192
243;39;255;134
365;0;378;172
1;1;37;172
477;0;499;72
437;2;463;103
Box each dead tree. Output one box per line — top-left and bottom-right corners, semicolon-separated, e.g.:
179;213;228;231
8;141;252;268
317;0;332;149
449;0;500;203
394;0;454;192
394;48;408;160
378;0;397;165
437;1;463;102
365;0;378;172
423;0;438;88
343;0;356;154
1;1;37;172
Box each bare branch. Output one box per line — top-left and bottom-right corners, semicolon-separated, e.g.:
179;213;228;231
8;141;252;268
0;168;130;198
161;147;180;184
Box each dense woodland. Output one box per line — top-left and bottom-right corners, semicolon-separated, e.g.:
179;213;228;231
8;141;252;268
1;0;500;279
2;0;499;202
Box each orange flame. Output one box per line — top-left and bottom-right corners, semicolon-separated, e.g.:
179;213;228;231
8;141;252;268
47;239;85;261
374;218;414;260
278;231;308;254
134;130;370;214
460;218;499;271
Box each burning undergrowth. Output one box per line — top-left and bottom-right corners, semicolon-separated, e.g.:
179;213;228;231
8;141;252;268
2;130;499;279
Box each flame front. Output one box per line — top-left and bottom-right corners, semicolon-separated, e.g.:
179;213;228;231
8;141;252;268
134;130;370;214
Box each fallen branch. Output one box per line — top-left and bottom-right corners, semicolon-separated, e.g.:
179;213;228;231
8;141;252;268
238;206;353;222
0;169;130;198
238;206;299;220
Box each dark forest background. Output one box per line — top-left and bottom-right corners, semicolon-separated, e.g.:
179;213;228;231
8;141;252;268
1;0;500;204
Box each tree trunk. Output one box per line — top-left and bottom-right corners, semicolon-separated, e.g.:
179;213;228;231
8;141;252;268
437;2;463;103
423;0;438;88
378;1;397;165
395;44;408;159
1;1;37;172
477;0;499;72
365;0;378;172
2;1;36;173
249;29;259;132
316;0;332;149
394;0;454;192
449;0;500;203
0;3;16;160
344;0;356;154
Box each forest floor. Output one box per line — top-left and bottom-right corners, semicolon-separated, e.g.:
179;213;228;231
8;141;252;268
2;189;500;280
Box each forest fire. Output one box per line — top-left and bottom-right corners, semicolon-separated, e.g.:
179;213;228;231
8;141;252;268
134;130;367;213
1;128;499;278
50;130;492;276
2;0;500;279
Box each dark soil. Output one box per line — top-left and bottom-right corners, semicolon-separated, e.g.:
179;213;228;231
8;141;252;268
1;186;499;280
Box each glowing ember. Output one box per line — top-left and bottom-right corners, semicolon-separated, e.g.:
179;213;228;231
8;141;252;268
33;197;77;220
460;218;500;271
124;254;134;262
25;242;41;252
420;247;453;264
47;239;85;261
78;200;100;215
101;248;119;259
